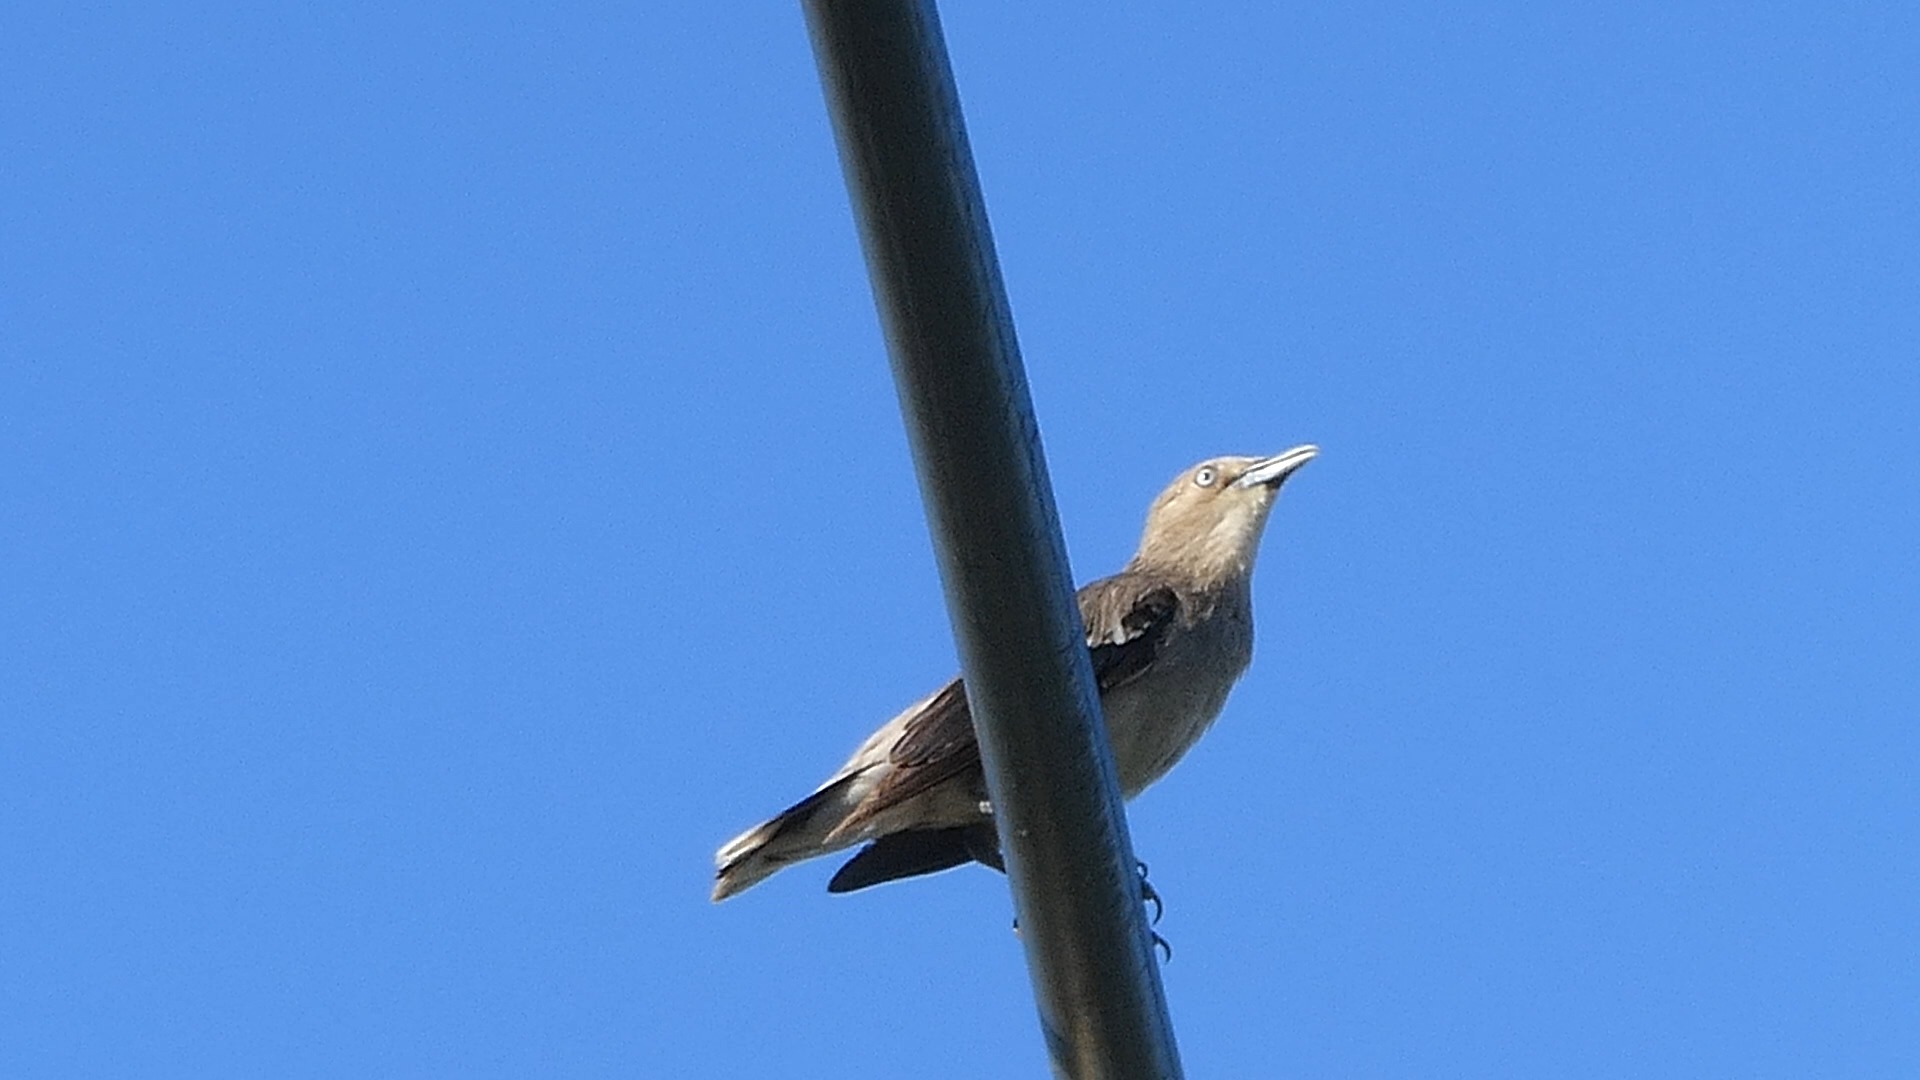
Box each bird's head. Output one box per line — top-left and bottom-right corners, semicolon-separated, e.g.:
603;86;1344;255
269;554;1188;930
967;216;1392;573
1131;445;1319;584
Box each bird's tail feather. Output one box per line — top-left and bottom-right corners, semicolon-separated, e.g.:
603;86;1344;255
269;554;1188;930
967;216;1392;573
711;775;860;902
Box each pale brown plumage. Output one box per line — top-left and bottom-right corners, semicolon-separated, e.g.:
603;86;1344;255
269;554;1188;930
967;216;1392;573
711;446;1317;902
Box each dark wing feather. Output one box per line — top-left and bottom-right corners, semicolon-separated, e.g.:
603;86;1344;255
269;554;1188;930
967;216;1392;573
830;679;978;836
827;822;1004;893
889;679;973;769
838;573;1182;831
1084;578;1180;691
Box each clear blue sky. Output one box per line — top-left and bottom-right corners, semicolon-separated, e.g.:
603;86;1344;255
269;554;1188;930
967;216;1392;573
5;4;1916;1076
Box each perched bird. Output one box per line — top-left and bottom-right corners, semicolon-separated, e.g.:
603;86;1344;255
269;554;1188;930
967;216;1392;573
711;445;1318;902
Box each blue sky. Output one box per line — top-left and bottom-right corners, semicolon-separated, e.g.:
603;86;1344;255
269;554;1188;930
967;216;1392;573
5;3;1916;1076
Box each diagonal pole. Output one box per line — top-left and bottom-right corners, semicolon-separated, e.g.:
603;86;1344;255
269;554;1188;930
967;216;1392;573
799;3;1184;1077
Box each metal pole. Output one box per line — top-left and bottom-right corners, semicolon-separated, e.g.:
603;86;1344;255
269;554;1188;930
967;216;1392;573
799;3;1184;1077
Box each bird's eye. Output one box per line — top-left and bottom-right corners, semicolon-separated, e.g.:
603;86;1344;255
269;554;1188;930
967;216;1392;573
1193;466;1217;488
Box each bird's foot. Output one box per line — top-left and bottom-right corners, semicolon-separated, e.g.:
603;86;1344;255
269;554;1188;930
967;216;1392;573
1006;861;1171;960
1136;860;1164;925
1137;860;1173;961
1014;915;1171;961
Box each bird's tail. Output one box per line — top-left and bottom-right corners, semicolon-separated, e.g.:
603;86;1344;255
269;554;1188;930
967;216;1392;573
711;775;861;902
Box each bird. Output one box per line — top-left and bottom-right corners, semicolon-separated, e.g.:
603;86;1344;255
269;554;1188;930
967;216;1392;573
711;445;1318;903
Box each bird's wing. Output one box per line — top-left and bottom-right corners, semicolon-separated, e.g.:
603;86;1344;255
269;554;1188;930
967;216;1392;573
887;679;974;771
1081;574;1181;692
831;678;975;835
837;573;1182;831
827;822;1003;893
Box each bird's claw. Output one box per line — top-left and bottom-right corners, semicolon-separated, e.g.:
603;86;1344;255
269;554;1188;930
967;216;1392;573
1136;860;1172;960
1020;915;1173;963
1008;861;1170;960
1136;860;1163;925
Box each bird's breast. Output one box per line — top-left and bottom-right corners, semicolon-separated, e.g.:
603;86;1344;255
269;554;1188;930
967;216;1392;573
1102;604;1253;796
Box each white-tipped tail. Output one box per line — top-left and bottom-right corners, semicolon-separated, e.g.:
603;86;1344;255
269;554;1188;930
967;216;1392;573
711;775;863;902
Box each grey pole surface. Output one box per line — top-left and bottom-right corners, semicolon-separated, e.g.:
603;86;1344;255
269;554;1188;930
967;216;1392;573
799;3;1184;1077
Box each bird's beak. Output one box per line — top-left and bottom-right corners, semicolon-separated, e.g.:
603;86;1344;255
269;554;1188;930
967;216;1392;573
1233;444;1320;488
